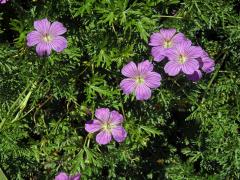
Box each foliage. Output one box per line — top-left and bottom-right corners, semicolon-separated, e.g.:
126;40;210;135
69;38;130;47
0;0;240;179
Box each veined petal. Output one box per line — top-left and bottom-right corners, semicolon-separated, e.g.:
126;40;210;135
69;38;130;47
34;18;51;34
171;32;186;44
50;36;67;52
135;84;151;100
49;21;67;36
96;131;112;145
165;48;179;61
151;47;165;62
176;40;192;55
27;31;42;46
181;59;199;75
144;72;161;88
109;110;123;125
85;120;102;133
160;29;176;40
164;60;181;76
111;126;127;143
120;78;136;95
121;61;138;78
186;46;203;59
137;60;153;74
149;32;164;47
95;108;110;122
36;42;52;56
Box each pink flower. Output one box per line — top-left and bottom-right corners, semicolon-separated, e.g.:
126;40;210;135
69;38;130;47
164;41;202;76
55;172;80;180
27;18;67;56
0;0;8;4
85;108;127;145
187;49;215;81
200;52;215;73
187;70;202;81
120;60;161;100
149;29;186;62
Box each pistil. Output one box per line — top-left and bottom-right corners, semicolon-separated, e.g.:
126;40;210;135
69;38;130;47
43;34;52;43
178;54;187;64
164;40;172;48
135;76;145;85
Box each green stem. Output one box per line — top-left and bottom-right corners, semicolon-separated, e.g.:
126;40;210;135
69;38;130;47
119;91;126;120
159;91;167;108
159;15;183;19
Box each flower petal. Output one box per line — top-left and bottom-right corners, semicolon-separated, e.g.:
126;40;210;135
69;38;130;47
171;32;186;44
49;21;67;36
202;57;215;73
164;60;181;76
121;61;138;78
164;48;179;61
186;46;203;59
55;172;69;180
96;131;112;145
149;32;164;47
0;0;8;4
175;40;192;55
70;173;81;180
151;46;165;62
27;31;42;46
111;126;127;143
109;110;123;125
120;78;136;95
50;36;67;52
144;72;161;88
137;60;153;74
187;70;202;81
34;18;51;34
95;108;110;122
181;59;199;75
160;29;176;40
36;42;52;56
135;84;151;100
85;120;102;133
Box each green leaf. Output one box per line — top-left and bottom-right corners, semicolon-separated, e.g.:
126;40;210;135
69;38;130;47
0;168;8;180
139;125;161;136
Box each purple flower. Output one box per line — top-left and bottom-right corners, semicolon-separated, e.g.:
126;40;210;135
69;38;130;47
85;108;127;145
0;0;8;4
55;172;81;180
149;29;185;62
187;70;202;81
27;18;67;56
186;50;215;82
200;52;215;73
164;41;202;76
120;60;161;100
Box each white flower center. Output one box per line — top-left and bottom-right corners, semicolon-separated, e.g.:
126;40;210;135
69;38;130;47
178;54;187;64
102;122;115;132
164;40;172;48
135;76;145;85
43;34;53;43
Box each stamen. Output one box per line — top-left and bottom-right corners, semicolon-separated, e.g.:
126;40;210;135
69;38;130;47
178;54;187;64
164;40;172;48
102;122;114;132
43;34;52;43
135;76;145;85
